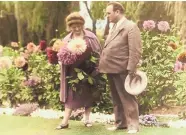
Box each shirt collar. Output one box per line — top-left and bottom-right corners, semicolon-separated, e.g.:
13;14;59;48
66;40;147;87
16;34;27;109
116;16;126;30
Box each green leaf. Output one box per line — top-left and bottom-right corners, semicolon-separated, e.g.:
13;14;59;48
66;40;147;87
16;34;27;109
74;68;81;72
77;72;84;80
88;77;93;85
90;56;98;63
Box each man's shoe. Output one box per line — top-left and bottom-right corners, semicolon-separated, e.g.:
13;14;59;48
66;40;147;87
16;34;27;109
127;129;138;134
107;126;127;131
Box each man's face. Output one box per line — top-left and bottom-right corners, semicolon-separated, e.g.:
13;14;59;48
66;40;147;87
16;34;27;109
106;5;118;23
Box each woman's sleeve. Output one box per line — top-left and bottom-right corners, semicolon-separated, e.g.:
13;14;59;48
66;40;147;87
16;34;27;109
89;37;102;56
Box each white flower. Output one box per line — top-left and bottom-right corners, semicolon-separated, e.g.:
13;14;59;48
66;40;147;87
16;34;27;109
11;42;19;48
67;38;87;55
14;56;26;68
0;56;12;69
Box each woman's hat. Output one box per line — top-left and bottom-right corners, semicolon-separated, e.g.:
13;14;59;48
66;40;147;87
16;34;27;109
124;70;147;95
66;12;85;27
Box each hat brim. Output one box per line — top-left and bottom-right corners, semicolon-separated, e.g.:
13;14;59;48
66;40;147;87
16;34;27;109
124;70;147;95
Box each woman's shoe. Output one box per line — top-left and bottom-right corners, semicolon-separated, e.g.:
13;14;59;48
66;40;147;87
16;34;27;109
55;124;69;130
84;121;92;127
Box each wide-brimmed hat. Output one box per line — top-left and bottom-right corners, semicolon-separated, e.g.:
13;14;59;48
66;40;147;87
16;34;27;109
124;70;147;95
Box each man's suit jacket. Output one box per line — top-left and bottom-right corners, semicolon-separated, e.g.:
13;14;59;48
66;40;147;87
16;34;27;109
99;18;142;73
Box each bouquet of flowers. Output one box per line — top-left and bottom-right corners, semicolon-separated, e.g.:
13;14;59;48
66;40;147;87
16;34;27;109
57;38;87;65
57;38;107;95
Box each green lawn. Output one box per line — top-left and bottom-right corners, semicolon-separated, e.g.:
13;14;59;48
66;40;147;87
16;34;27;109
0;115;186;135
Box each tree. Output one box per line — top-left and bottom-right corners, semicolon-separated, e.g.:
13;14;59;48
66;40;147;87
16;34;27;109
84;1;107;35
0;1;79;45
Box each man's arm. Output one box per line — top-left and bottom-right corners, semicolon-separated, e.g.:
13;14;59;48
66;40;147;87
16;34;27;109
127;23;142;74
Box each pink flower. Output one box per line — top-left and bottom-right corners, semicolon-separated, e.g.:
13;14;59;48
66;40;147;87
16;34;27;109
57;46;78;65
67;38;87;55
157;21;170;32
174;61;183;72
26;42;36;53
143;20;156;31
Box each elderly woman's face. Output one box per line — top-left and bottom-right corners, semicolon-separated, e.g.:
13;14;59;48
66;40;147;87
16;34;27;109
70;24;83;36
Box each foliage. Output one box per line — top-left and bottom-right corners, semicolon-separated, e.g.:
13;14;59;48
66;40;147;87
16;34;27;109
0;43;62;110
0;67;26;107
138;22;182;114
24;52;61;109
0;1;73;45
174;72;186;105
90;1;107;20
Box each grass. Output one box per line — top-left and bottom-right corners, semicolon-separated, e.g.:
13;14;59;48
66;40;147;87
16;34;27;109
0;115;186;135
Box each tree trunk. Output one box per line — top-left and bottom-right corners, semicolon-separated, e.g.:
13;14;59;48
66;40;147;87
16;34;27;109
14;2;24;45
84;1;97;35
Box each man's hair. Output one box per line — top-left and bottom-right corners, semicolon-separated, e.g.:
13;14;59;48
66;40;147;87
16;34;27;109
107;2;124;14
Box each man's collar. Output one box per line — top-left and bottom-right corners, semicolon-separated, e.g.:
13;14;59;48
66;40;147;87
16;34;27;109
116;16;126;30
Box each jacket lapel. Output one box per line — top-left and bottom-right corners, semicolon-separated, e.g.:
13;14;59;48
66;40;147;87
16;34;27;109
104;18;128;48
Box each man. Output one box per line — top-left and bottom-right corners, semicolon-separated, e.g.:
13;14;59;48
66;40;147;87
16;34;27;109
98;2;142;134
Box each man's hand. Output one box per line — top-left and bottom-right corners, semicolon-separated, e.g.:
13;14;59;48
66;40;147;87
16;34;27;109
128;70;141;85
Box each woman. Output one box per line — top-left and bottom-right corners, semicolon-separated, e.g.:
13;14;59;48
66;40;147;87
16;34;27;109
56;12;102;129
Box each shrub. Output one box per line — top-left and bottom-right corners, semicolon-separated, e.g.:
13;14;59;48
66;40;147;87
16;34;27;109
138;21;181;113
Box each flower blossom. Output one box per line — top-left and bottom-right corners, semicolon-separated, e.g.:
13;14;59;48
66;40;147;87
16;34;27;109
174;61;183;72
26;42;37;53
39;40;47;51
0;56;12;69
67;38;87;55
57;46;78;65
157;21;170;32
52;39;65;52
143;20;156;31
168;41;177;50
177;51;186;63
11;42;19;48
24;76;41;87
46;47;58;64
14;56;27;68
